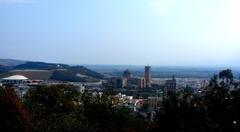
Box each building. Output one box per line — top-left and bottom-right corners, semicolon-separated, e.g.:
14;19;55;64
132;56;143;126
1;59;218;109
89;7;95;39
127;78;146;88
113;93;134;108
107;66;152;89
108;77;127;88
145;66;152;87
137;78;146;88
1;75;28;85
1;75;30;98
123;69;132;79
108;77;146;89
147;96;163;110
164;76;177;95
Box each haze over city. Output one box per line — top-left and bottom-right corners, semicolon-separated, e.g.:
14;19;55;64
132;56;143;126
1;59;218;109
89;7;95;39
1;0;240;66
2;1;240;132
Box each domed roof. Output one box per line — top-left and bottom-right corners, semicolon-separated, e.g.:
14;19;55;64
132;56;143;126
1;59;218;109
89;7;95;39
2;75;28;80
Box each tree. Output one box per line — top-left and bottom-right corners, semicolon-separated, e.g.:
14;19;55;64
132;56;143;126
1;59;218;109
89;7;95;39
197;69;236;131
155;69;239;132
209;74;218;87
0;87;32;132
219;69;234;85
24;84;84;132
24;84;149;132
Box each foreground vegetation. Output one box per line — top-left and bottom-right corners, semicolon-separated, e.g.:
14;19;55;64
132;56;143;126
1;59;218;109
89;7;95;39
0;69;240;132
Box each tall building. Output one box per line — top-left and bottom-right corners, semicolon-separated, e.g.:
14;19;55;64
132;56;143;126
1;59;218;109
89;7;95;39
123;69;132;79
164;75;177;96
145;66;152;87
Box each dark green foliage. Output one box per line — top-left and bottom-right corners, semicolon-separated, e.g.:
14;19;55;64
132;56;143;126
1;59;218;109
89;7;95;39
219;69;234;84
50;70;87;82
209;74;218;86
24;85;148;132
24;85;88;132
0;87;32;132
155;69;240;132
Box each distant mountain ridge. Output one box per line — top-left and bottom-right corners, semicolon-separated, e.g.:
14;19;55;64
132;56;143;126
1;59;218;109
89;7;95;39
0;65;12;74
14;61;69;70
0;59;104;82
0;59;26;66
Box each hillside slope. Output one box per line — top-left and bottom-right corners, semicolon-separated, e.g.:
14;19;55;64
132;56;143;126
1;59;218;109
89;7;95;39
0;60;104;82
0;59;26;66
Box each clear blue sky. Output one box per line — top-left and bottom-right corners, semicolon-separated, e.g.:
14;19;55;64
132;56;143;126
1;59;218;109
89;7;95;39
1;0;240;66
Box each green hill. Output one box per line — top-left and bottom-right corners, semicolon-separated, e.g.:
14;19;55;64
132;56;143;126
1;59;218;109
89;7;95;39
50;69;100;82
0;60;104;82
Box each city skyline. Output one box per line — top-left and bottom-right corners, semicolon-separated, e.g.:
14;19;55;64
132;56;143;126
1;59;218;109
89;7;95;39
1;0;240;66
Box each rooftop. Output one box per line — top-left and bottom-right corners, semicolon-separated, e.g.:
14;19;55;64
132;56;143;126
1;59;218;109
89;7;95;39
2;75;28;80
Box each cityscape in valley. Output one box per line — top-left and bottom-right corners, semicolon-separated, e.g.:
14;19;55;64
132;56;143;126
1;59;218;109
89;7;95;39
0;59;215;98
1;59;240;131
1;0;240;131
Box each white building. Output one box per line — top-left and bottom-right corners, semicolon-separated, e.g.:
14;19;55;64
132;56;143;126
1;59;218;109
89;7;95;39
1;75;30;97
1;75;28;85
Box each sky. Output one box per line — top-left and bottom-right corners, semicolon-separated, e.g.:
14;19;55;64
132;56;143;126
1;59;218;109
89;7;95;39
1;0;240;66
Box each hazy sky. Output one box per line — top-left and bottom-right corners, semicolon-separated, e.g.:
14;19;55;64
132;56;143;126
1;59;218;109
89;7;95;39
1;0;240;66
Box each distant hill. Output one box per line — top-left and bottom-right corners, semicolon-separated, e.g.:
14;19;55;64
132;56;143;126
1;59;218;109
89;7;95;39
0;59;27;74
0;59;104;82
68;66;103;79
0;65;12;74
50;69;100;82
0;59;26;66
14;62;69;70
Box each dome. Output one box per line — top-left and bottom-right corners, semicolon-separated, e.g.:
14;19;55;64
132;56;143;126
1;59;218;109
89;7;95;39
2;75;28;80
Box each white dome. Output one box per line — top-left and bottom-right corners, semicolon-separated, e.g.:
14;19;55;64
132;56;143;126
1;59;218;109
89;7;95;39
2;75;28;80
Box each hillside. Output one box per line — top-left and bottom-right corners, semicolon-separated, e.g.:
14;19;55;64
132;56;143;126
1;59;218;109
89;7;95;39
14;62;69;70
0;59;26;66
0;59;27;74
0;60;104;82
50;69;100;82
0;65;12;74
